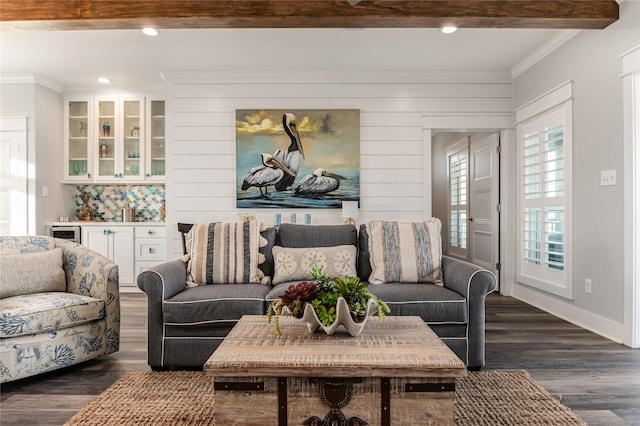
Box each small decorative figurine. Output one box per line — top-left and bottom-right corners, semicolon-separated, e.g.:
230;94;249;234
100;141;108;158
102;121;110;137
78;192;94;221
160;202;166;222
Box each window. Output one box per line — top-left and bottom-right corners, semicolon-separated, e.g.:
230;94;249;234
448;145;468;259
516;82;573;299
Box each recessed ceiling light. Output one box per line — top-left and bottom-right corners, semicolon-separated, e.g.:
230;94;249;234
441;26;457;34
97;77;111;84
142;27;158;36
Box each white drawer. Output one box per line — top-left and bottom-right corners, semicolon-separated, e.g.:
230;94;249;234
135;226;167;238
135;238;166;261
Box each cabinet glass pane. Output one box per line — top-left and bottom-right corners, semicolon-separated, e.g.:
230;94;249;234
98;101;115;177
150;100;165;177
68;101;88;176
124;100;141;177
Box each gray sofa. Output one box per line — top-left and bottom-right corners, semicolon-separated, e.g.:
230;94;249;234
137;223;496;371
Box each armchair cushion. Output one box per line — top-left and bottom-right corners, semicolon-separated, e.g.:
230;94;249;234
0;292;104;338
0;249;66;298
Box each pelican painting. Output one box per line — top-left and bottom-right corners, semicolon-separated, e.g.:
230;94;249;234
241;153;295;196
295;168;349;195
236;109;360;208
274;113;305;191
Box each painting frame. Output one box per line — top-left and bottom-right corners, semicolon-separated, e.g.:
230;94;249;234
236;109;360;209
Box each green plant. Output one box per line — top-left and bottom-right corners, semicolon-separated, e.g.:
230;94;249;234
267;265;390;335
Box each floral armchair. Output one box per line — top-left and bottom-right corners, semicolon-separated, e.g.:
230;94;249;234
0;236;120;383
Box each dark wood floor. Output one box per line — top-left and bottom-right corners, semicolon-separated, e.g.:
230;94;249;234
1;292;639;425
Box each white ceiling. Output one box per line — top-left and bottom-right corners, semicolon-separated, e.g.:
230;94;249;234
0;27;564;90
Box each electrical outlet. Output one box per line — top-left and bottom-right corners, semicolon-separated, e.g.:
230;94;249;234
600;170;616;186
584;278;592;294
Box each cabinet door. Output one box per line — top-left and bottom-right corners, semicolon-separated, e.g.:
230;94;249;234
122;99;144;181
82;227;110;259
64;99;93;181
96;99;118;181
146;100;165;181
111;226;135;285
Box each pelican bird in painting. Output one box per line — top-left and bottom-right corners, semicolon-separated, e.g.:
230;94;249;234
274;113;305;191
242;153;296;196
295;168;349;195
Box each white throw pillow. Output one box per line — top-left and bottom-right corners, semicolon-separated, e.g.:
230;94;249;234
272;245;357;285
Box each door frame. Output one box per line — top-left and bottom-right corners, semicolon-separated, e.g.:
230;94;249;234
423;112;515;296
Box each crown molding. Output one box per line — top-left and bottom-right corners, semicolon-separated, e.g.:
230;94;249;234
0;73;63;93
510;30;581;79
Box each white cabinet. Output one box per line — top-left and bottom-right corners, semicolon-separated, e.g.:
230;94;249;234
64;99;93;181
95;96;145;182
82;226;135;287
134;225;167;281
63;95;164;183
145;100;165;180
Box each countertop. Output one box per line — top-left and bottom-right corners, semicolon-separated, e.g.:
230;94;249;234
45;221;166;226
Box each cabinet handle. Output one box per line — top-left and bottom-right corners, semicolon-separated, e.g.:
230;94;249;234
87;173;92;179
148;248;155;254
146;173;151;178
147;229;154;235
103;229;113;235
114;173;119;178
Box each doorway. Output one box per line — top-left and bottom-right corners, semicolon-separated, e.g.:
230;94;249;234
0;117;28;236
432;131;501;289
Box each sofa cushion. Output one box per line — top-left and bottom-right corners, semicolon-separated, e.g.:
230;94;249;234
366;220;443;285
185;222;267;285
277;223;357;248
0;292;105;338
0;248;66;299
271;245;357;284
163;284;271;324
366;284;467;323
0;236;55;255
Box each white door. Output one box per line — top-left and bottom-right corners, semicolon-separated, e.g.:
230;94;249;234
469;133;500;282
0;118;28;236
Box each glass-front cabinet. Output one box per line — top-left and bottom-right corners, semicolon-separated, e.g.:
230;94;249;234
95;96;144;182
64;95;156;183
65;100;93;181
146;100;165;180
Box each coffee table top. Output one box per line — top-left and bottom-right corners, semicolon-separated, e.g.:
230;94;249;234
204;315;466;378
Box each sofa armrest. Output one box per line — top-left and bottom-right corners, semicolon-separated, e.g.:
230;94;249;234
136;259;187;368
441;255;496;369
441;255;496;298
56;239;121;355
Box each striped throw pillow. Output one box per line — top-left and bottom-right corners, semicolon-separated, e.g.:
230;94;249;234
185;222;267;285
366;219;443;285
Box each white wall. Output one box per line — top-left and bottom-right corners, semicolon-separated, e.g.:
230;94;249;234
163;71;513;256
1;79;67;234
510;1;640;341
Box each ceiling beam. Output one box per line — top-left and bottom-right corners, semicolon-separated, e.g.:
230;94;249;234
1;0;619;31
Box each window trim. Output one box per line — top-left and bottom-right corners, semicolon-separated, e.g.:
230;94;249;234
515;81;573;299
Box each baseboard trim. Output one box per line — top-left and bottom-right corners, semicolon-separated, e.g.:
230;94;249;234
511;284;626;345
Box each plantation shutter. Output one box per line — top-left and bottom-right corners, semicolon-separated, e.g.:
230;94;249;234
448;146;468;258
517;93;573;299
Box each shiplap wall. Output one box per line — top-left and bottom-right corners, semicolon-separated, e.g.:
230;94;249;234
163;72;512;256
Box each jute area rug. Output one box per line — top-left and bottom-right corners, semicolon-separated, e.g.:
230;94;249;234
65;370;587;425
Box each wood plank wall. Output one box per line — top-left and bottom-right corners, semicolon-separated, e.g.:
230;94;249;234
163;72;513;256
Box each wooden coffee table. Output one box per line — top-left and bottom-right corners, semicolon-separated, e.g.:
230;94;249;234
204;315;466;426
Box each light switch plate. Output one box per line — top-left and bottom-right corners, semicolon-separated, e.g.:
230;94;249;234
601;169;616;186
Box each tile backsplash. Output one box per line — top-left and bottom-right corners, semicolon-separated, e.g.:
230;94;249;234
75;185;165;222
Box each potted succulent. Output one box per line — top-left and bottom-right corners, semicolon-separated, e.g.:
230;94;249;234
267;266;390;336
